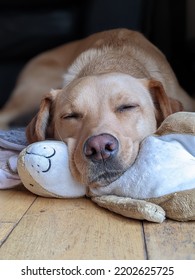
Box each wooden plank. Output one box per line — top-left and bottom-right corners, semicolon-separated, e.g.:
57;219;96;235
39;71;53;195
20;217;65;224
144;219;195;259
0;189;36;222
0;223;15;246
0;189;36;248
0;197;146;259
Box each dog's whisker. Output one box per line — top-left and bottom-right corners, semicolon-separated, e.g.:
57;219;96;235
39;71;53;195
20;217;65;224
55;126;66;144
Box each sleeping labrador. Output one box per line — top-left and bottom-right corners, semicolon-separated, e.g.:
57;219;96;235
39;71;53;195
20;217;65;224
1;28;195;187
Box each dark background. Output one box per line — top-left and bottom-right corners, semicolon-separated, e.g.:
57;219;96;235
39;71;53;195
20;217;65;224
0;0;195;109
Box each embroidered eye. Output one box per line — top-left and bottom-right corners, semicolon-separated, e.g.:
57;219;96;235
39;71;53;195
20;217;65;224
116;104;138;113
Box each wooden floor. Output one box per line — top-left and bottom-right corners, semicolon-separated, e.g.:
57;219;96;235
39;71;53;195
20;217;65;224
0;188;194;260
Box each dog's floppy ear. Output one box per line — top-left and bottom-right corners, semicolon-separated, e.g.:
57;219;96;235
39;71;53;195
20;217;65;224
26;90;59;143
148;80;183;125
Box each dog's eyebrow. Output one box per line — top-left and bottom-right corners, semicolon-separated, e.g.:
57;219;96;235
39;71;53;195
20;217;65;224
60;94;74;104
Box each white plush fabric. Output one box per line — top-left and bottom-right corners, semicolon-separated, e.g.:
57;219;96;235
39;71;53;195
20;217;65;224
90;134;195;198
0;129;26;189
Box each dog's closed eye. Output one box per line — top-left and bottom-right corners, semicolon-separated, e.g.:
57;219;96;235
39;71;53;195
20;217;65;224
116;104;139;113
61;112;83;120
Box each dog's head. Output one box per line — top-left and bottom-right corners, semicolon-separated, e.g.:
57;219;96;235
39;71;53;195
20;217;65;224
26;73;182;187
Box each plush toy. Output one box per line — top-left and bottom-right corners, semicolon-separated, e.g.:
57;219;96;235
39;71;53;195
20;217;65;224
17;112;195;223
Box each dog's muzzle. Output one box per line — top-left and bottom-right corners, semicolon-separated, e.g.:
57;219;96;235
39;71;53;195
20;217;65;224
83;133;124;187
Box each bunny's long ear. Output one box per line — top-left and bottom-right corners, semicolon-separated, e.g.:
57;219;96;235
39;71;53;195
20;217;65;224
26;90;59;143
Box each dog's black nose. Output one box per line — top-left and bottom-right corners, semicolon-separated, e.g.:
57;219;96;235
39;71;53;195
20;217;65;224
83;133;119;161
